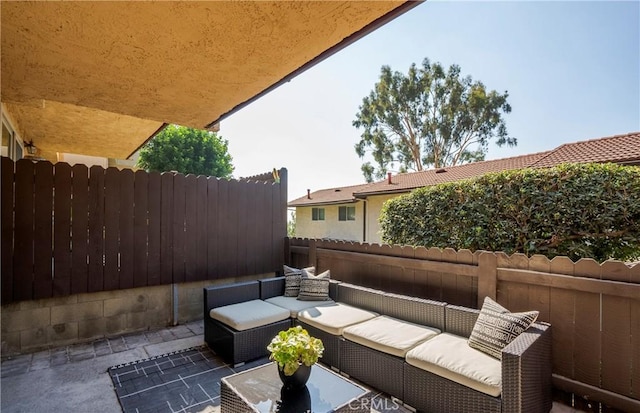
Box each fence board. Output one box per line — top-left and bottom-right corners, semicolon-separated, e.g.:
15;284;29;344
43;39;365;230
227;180;240;277
412;247;430;299
425;247;444;302
119;169;134;289
456;249;475;308
549;288;575;379
217;178;231;277
103;168;120;291
253;183;268;273
33;162;54;298
53;162;72;296
236;180;249;276
71;164;89;294
14;159;35;300
87;166;105;292
573;259;602;390
273;175;285;272
133;171;149;287
527;255;551;322
184;175;198;282
195;176;208;281
160;173;173;284
206;177;219;279
572;291;602;389
172;173;186;283
1;157;14;303
601;260;630;283
632;299;640;398
146;172;161;286
441;248;459;305
601;296;632;397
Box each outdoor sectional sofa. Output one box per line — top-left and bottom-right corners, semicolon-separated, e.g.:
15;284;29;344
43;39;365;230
204;276;552;413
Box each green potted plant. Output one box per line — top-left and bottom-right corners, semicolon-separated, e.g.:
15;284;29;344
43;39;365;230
267;326;324;388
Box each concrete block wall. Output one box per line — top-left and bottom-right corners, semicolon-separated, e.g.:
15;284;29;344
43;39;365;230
1;273;270;356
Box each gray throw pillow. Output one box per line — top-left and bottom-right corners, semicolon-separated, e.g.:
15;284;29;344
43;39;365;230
283;265;315;297
468;297;538;360
297;269;330;301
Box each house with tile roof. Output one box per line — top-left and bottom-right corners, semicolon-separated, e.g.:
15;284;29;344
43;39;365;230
289;131;640;243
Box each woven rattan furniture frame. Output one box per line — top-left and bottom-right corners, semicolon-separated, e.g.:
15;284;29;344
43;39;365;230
403;304;553;413
341;338;405;399
294;319;343;370
340;292;446;402
203;281;291;365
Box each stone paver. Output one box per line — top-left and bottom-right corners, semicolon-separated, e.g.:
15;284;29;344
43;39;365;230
0;322;200;379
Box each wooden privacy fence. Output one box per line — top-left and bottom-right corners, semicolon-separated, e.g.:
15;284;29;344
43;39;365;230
287;238;640;412
0;157;287;304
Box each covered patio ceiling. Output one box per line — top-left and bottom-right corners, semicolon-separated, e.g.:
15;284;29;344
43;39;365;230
1;1;418;161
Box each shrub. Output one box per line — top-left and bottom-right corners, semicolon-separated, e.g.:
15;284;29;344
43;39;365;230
380;163;640;261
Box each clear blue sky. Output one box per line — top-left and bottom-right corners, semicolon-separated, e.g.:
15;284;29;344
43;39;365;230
220;1;640;201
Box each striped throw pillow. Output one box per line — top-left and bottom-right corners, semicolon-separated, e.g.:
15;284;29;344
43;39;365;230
297;269;331;301
468;297;538;360
283;265;315;297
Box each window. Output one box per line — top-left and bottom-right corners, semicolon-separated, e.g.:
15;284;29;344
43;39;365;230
312;207;325;221
1;114;23;161
339;206;356;221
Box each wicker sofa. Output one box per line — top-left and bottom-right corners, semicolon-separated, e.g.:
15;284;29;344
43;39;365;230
204;276;552;413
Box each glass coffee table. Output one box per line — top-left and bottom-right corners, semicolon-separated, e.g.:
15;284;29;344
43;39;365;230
221;362;371;412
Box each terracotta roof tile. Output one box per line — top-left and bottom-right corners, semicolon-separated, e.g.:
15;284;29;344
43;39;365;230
530;132;640;167
291;131;640;205
288;182;374;207
354;151;550;196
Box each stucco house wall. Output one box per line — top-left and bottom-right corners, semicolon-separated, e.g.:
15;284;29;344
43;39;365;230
364;193;399;244
295;203;364;242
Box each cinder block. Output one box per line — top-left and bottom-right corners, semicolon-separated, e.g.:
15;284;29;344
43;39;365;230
18;299;45;310
1;331;21;355
126;311;148;330
178;302;202;324
146;289;171;311
77;289;122;303
2;302;20;312
104;295;147;317
78;318;107;341
51;301;103;324
105;314;127;335
2;307;50;332
20;327;48;349
48;322;79;343
47;295;79;307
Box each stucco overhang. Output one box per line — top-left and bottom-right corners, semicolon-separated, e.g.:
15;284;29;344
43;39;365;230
1;1;418;160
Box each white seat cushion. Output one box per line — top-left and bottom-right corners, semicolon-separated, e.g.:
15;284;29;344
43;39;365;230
405;333;502;397
209;299;290;331
265;296;335;318
342;316;440;357
297;303;378;335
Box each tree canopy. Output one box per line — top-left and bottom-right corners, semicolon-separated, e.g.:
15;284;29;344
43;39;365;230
137;125;234;177
353;58;516;182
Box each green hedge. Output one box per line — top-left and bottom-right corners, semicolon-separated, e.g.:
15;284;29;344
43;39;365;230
380;163;640;261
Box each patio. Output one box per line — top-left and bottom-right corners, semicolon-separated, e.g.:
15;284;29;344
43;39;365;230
0;320;582;413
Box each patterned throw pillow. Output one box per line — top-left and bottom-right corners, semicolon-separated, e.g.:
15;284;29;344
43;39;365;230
283;265;315;297
297;269;331;301
468;297;539;360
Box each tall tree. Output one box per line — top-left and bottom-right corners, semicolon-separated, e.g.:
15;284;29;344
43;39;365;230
353;58;516;182
137;125;234;177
